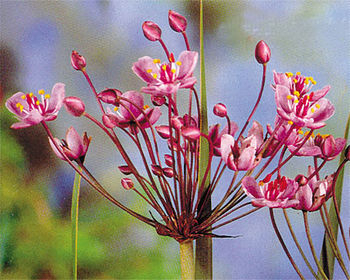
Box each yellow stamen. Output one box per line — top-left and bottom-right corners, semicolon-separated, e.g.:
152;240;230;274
288;120;293;125
114;107;118;112
311;132;315;138
304;78;309;84
152;73;158;79
311;108;315;113
29;92;34;97
38;89;45;95
36;100;40;106
298;130;304;135
294;99;299;103
287;95;293;100
146;69;152;73
162;65;167;71
296;71;301;76
306;95;310;100
16;102;21;108
293;78;298;83
44;94;51;99
21;95;26;100
19;105;24;112
311;80;317;85
293;90;300;97
322;134;330;139
153;59;160;64
285;72;293;77
258;181;264;186
143;105;150;110
176;61;182;66
315;104;320;109
171;69;176;73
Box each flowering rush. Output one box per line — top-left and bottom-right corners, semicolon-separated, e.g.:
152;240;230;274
5;8;349;280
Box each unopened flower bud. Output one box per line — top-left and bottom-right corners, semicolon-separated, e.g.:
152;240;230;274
102;114;116;129
164;154;174;167
295;174;308;185
63;96;85;117
321;135;335;158
181;127;201;141
163;167;174;178
168;10;187;33
171;116;183;130
156;125;171;139
71;51;86;71
98;88;122;105
121;178;134;190
213;103;227;118
255;40;271;64
151;164;163;176
118;165;132;175
142;21;162;41
151;95;166;106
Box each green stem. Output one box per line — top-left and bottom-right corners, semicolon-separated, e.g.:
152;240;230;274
71;169;82;280
180;240;195;280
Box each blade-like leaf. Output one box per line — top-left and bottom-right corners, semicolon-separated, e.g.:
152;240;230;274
195;0;212;279
71;169;82;280
319;112;350;278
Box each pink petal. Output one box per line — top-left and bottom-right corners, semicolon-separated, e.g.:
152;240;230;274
273;71;290;87
132;56;159;84
10;121;33;129
308;98;335;123
177;51;198;80
46;83;65;114
275;85;294;114
66;126;84;159
49;137;66;160
119;91;144;119
5;92;29;118
22;109;44;125
248;121;264;147
237;146;256;170
220;134;235;164
179;76;197;89
294;185;313;210
309;85;330;102
242;176;263;199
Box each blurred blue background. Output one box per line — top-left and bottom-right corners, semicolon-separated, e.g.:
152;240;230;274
1;0;349;279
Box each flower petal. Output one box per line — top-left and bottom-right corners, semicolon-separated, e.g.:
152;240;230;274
177;51;198;80
46;83;65;114
132;56;159;84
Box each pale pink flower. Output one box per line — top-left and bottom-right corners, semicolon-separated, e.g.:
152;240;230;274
294;167;334;211
220;122;263;171
103;91;161;131
273;71;334;129
132;51;198;96
5;83;65;129
242;176;299;208
49;126;91;162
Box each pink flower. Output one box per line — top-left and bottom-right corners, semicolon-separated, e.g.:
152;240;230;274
102;91;161;132
5;83;65;129
49;126;91;162
242;176;299;208
220;122;263;171
273;71;335;129
132;51;198;96
294;167;334;211
209;121;238;156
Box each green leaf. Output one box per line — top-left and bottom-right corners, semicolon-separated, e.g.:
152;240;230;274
195;0;212;279
319;112;350;278
71;169;82;280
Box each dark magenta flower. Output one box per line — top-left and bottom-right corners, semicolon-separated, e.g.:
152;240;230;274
6;83;65;129
132;51;198;96
49;126;91;162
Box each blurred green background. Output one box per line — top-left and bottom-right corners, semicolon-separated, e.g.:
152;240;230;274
1;1;349;279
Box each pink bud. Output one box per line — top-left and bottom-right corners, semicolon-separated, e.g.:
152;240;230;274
156;125;171;139
181;127;201;141
321;135;335;157
121;178;134;190
255;40;271;64
171;116;183;130
98;88;122;105
102;114;116;129
151;164;163;176
163;167;174;178
151;95;166;106
63;96;85;117
168;10;187;33
164;154;174;167
213;103;227;118
71;51;86;71
118;165;132;175
142;21;162;41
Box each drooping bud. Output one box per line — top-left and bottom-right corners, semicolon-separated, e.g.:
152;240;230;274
255;40;271;64
151;164;163;176
151;95;166;106
71;51;86;71
164;154;174;167
142;21;162;41
118;165;133;175
121;178;134;190
156;125;171;139
63;96;85;117
213;103;227;118
168;10;187;33
98;88;122;105
163;167;174;178
181;127;201;141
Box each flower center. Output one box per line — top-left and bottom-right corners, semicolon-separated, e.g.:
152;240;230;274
16;89;51;114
